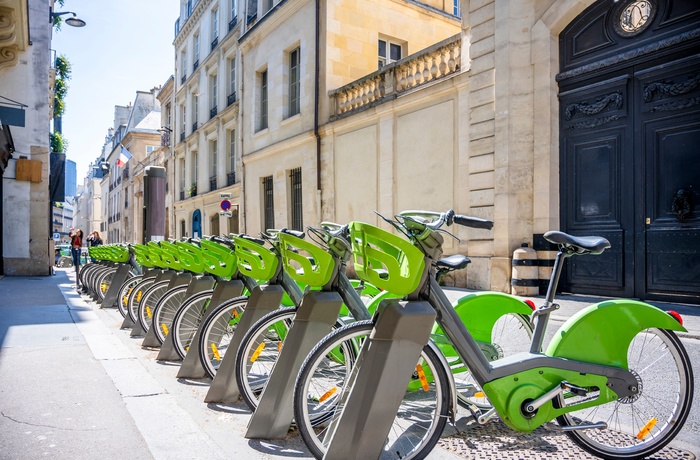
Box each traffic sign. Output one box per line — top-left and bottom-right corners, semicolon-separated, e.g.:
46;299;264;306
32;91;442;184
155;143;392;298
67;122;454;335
220;199;232;211
219;211;233;217
53;232;60;240
220;193;232;199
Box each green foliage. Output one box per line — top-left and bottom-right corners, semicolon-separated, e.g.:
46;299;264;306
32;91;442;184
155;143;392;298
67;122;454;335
50;131;68;154
53;54;71;118
188;183;198;197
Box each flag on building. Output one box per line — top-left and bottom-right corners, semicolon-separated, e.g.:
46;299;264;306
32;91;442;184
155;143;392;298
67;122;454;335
117;146;132;167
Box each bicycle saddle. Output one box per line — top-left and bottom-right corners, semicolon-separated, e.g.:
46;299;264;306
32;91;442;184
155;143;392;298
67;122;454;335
436;254;470;270
543;231;610;255
238;234;265;247
280;228;305;239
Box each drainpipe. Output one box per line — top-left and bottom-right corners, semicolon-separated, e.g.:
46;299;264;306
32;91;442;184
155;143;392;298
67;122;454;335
314;0;322;219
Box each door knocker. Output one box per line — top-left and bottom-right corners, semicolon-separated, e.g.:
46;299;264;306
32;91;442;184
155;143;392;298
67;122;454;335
671;189;692;221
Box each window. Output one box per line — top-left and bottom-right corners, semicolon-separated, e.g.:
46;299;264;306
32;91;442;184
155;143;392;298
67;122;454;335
181;103;187;137
180;158;186;197
212;8;219;40
228;57;236;103
259;69;268;130
378;38;402;69
146;145;158;154
180;219;186;238
195;33;200;64
210;74;218;111
227;130;236;185
289;167;302;231
452;0;460;17
193;95;199;129
263;175;274;231
181;49;187;79
265;0;273;13
288;47;300;117
230;0;237;21
228;130;235;172
210;139;218;178
192;151;198;186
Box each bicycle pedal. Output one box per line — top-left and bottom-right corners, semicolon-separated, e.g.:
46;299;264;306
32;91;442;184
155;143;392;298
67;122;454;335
562;381;588;397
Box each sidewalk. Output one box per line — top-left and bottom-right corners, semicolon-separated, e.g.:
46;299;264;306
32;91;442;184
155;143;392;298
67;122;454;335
0;271;698;459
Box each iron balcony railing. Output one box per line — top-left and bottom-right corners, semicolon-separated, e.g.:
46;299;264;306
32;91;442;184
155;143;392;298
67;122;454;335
210;106;217;119
193;59;199;71
227;171;236;186
228;17;237;31
192;121;198;133
181;74;186;84
227;92;236;106
211;37;219;52
180;190;185;201
209;176;217;191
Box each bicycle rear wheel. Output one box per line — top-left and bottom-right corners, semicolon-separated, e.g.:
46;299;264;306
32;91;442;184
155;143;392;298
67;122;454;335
555;327;693;459
294;320;450;460
150;285;188;343
127;278;155;324
197;296;249;378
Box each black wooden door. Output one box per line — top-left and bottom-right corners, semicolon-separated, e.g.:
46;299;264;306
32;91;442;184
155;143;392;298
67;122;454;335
558;0;700;304
636;56;700;303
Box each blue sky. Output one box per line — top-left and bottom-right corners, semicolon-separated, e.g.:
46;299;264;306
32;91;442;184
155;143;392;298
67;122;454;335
51;0;180;182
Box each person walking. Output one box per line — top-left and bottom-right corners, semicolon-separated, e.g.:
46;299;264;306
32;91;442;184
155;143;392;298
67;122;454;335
69;228;83;288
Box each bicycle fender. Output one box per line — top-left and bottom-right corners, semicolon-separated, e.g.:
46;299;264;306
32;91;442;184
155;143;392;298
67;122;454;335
433;292;533;343
545;300;686;368
426;339;459;420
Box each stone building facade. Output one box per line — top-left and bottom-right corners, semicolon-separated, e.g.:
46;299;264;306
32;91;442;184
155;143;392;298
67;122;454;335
155;0;700;303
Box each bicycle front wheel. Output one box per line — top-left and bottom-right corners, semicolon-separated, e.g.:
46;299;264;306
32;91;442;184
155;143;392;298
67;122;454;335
555;327;693;459
137;280;172;334
171;290;213;358
117;275;143;318
151;285;189;344
235;307;297;411
197;296;249;378
294;320;450;460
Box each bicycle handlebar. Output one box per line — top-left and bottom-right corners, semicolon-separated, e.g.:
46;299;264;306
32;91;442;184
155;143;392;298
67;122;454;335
453;214;493;230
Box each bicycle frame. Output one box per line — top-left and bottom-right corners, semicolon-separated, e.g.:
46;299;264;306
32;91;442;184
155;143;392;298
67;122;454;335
424;248;673;433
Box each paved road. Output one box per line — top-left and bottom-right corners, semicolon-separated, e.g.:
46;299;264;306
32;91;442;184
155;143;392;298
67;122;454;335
0;270;697;459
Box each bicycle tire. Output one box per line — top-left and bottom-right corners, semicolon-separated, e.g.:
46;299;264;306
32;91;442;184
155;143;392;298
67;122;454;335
294;320;450;460
555;327;693;459
116;275;143;318
151;285;190;344
95;269;116;302
197;296;249;378
235;307;297;411
138;280;175;334
127;278;156;324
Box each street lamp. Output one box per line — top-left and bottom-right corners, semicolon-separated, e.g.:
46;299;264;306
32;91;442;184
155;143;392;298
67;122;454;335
50;11;87;28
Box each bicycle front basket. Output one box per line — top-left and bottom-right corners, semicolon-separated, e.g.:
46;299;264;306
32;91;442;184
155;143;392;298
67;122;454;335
348;221;425;296
278;232;334;288
233;236;279;282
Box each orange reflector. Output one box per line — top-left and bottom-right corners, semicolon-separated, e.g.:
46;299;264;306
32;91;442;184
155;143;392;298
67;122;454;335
136;291;143;302
474;392;485;398
250;343;265;362
101;283;108;293
122;296;128;306
319;387;337;403
211;343;221;361
416;364;430;392
146;306;152;318
233;309;239;319
161;323;169;336
637;418;657;440
278;342;283;352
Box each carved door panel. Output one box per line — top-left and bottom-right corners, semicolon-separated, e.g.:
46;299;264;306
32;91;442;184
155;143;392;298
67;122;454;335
635;56;700;302
559;75;635;298
558;0;700;304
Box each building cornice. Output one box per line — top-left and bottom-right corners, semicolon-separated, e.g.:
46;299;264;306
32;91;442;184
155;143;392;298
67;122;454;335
0;0;29;70
174;0;213;49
